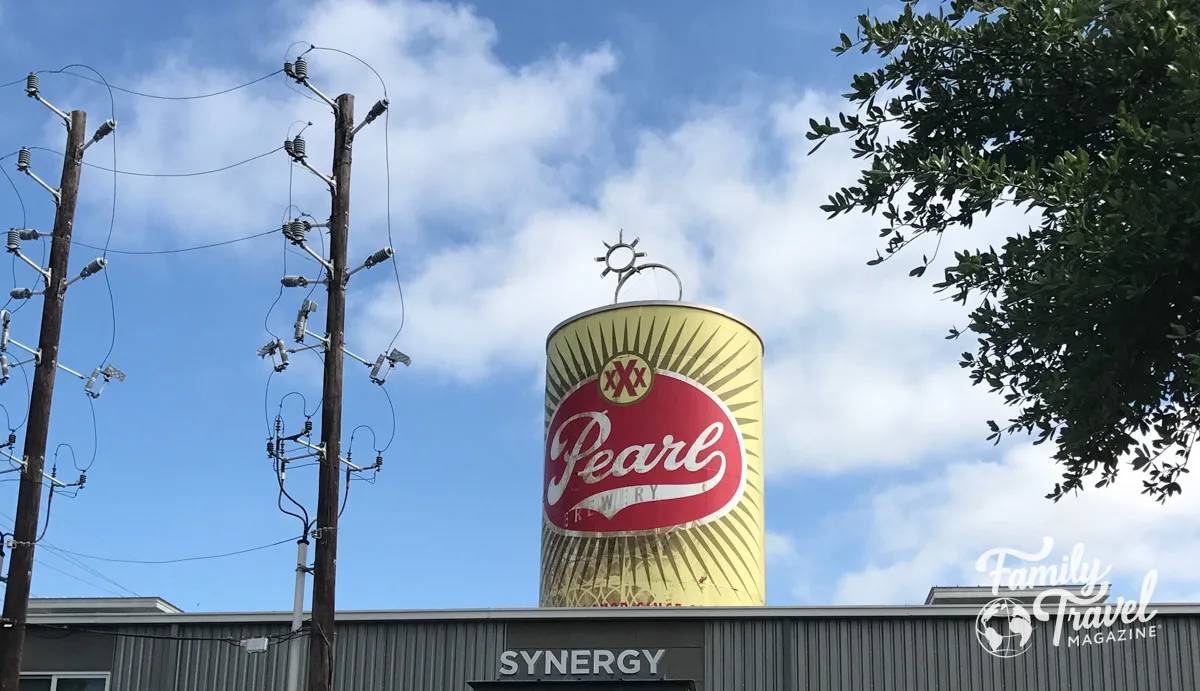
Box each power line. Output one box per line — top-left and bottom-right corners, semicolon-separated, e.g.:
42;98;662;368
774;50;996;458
66;228;277;256
0;510;138;598
43;535;302;565
60;63;121;372
309;45;408;352
37;548;139;598
270;52;405;691
29;623;306;645
21;559;126;599
29;145;283;178
28;68;284;101
0;82;126;687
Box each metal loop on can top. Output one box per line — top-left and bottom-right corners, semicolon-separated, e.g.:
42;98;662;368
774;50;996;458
595;230;684;305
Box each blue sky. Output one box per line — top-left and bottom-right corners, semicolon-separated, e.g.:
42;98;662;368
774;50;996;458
0;0;1192;614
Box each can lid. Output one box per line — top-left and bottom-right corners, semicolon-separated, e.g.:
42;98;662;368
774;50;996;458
546;300;764;352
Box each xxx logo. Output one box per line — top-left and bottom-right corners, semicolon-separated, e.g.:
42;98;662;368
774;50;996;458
598;353;655;406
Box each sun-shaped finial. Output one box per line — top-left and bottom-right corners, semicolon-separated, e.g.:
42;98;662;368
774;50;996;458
594;229;683;304
594;228;647;278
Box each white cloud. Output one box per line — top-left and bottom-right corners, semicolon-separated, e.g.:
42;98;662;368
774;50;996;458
23;0;1187;613
766;531;796;565
70;0;616;256
362;87;1021;474
787;442;1200;605
88;0;1024;478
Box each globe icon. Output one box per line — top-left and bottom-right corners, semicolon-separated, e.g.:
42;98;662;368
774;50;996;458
975;598;1035;658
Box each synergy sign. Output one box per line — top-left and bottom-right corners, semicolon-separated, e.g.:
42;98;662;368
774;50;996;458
498;649;666;680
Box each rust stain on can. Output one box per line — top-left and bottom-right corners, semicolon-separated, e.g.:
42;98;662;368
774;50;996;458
540;300;765;607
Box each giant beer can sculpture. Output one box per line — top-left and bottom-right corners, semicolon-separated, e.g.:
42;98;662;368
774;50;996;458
540;232;765;607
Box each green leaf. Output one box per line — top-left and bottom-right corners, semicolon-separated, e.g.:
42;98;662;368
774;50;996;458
810;0;1200;503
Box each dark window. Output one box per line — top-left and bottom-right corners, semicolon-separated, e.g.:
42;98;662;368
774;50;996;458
54;679;107;691
19;677;106;691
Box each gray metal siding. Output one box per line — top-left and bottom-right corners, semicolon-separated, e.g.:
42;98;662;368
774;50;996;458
109;623;292;691
705;619;787;691
25;611;1200;690
22;628;114;674
103;620;505;691
705;615;1200;690
332;621;505;691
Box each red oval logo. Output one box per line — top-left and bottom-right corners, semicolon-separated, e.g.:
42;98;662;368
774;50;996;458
544;363;746;535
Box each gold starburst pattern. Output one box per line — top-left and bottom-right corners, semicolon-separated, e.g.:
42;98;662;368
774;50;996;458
540;301;765;607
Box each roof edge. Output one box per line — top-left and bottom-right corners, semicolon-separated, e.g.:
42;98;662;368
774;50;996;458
27;602;1200;626
546;301;764;351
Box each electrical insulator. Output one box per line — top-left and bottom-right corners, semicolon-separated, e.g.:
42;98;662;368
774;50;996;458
292;136;307;159
6;230;20;253
0;355;8;384
275;416;283;437
6;433;15;447
25;73;38;98
303;419;312;435
267;441;274;458
93;120;116;141
80;257;106;279
283;61;294;78
282;220;304;244
294;56;308;81
10;289;32;301
281;276;309;288
16;148;31;172
365;247;393;268
77;472;86;488
367;99;388;121
283;139;294;157
375;454;383;470
17;229;39;241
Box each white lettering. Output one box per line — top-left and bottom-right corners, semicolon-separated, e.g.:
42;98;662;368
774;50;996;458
545;405;734;519
976;537;1115;598
975;537;1055;591
682;423;724;472
616;443;656;476
501;649;666;677
643;649;665;675
499;651;518;676
520;651;542;676
1135;570;1158;624
547;412;610;506
979;539;1160;650
545;651;567;675
577;450;614;483
657;436;686;470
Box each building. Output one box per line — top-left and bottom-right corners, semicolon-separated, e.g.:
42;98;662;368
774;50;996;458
18;587;1200;690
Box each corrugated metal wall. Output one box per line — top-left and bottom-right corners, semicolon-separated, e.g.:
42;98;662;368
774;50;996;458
706;615;1200;690
107;620;505;691
96;612;1200;690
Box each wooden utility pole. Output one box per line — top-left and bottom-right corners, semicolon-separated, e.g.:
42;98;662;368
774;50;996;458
306;93;353;691
0;110;86;691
